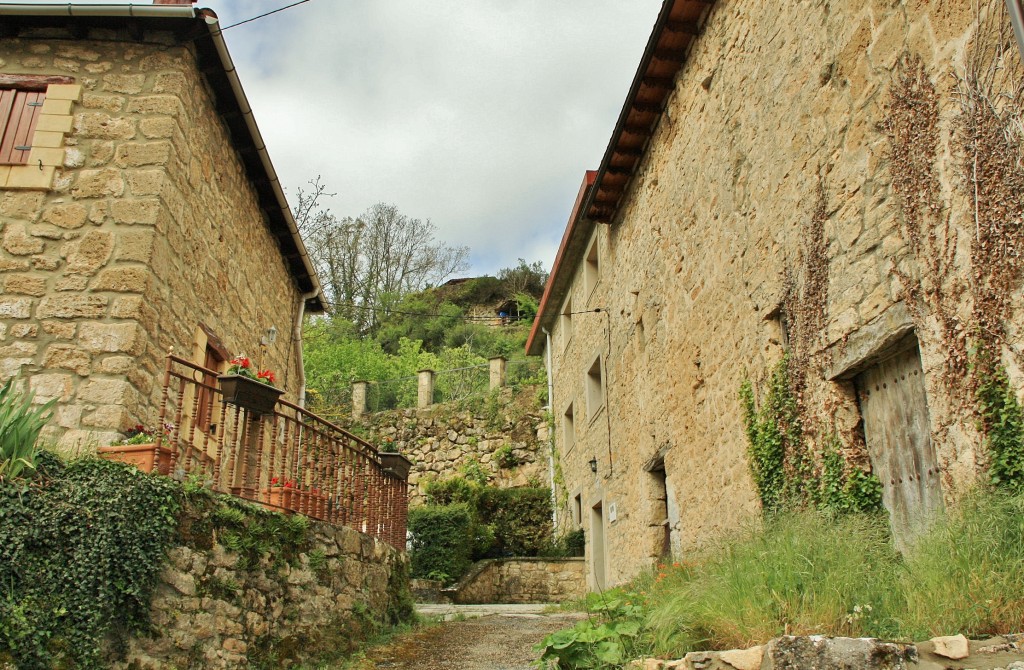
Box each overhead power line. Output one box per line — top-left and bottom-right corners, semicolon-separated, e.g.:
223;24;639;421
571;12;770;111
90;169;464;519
214;0;313;34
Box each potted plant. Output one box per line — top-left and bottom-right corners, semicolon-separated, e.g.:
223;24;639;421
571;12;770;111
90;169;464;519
377;439;413;481
97;423;175;475
218;354;283;416
262;476;297;512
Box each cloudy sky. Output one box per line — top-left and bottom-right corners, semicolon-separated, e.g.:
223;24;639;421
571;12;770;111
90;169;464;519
32;0;664;275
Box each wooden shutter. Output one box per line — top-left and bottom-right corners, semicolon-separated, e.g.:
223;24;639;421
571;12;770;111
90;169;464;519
0;89;44;165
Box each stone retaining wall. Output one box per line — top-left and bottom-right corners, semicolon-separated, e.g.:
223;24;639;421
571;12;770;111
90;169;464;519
355;389;550;505
447;558;585;605
116;521;410;669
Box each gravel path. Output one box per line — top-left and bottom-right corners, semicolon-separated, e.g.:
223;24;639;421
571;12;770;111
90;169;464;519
361;609;584;670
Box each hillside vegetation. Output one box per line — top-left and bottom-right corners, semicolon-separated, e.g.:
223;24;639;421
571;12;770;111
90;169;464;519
304;260;548;415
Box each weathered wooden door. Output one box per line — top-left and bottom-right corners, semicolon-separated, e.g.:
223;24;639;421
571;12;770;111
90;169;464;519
855;342;943;551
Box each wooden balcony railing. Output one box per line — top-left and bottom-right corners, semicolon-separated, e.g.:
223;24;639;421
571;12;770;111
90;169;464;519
151;353;408;550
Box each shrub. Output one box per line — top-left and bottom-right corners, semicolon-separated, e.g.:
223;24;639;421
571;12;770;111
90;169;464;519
407;503;474;584
477;486;552;557
899;489;1024;638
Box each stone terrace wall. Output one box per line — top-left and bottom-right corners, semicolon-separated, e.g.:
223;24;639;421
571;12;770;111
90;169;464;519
449;558;585;605
117;521;408;669
550;0;997;586
356;389;550;505
0;30;305;448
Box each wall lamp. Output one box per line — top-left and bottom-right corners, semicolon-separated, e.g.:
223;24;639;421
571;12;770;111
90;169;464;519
261;325;278;346
588;457;598;473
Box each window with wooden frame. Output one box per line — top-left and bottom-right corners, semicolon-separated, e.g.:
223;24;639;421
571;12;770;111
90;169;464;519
0;88;44;165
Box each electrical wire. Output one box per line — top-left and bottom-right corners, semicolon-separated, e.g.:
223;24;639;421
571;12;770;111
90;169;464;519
213;0;312;34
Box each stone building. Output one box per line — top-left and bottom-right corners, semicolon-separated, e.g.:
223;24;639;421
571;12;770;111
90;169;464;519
0;2;323;448
527;0;1021;588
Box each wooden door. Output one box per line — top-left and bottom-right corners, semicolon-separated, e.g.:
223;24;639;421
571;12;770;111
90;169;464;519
855;342;942;551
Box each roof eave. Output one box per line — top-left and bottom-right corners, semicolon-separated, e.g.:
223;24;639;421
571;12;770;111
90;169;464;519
525;171;597;356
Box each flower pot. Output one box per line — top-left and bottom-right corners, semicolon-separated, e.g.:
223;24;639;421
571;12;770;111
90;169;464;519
262;485;297;512
218;374;283;416
379;452;413;481
97;443;174;476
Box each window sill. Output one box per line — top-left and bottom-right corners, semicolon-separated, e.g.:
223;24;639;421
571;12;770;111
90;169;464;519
587;403;605;428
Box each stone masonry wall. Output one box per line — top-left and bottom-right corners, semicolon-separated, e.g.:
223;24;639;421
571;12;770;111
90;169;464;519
118;520;408;669
549;0;998;587
355;388;550;505
449;558;586;605
0;31;305;448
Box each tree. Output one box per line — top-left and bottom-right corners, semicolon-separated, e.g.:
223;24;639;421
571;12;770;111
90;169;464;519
295;178;470;331
498;258;548;298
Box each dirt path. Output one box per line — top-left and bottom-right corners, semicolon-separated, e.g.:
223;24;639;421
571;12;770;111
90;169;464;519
360;609;584;670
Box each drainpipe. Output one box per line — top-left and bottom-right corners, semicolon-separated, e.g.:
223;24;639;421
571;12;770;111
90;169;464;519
294;288;320;409
542;326;557;530
1007;0;1024;65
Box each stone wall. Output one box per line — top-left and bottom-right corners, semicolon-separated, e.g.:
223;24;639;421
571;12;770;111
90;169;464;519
547;0;1004;587
448;558;585;605
117;520;409;669
355;388;550;505
0;29;306;448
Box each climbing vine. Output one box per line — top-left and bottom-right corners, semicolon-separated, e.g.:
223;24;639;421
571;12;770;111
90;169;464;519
955;3;1024;356
975;350;1024;492
0;456;182;670
881;53;970;398
741;357;882;516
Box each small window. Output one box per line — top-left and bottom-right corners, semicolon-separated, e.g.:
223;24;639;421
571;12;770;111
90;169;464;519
560;296;573;349
563;402;576;452
573;492;583;526
0;88;44;165
586;356;604;417
584;236;600;297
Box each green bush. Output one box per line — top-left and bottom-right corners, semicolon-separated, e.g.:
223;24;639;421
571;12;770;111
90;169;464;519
0;378;55;483
411;479;554;583
0;457;182;669
407;503;474;584
477;486;552;557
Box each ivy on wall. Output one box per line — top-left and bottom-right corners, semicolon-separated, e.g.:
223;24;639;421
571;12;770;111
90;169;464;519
0;456;182;669
741;357;882;517
975;351;1024;492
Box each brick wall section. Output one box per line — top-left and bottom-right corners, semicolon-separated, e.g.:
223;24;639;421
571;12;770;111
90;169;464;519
549;0;987;587
448;558;586;605
0;32;306;447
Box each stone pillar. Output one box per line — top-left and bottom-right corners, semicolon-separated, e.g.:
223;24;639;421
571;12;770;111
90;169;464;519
352;381;368;418
417;369;435;408
489;356;507;390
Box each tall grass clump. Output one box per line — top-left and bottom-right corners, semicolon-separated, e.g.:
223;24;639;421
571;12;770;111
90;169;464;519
646;511;900;657
898;490;1024;639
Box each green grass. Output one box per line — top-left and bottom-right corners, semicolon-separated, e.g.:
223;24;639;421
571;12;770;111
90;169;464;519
898;490;1024;639
645;511;900;655
551;490;1024;664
